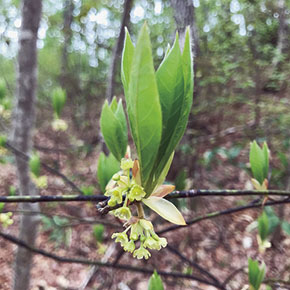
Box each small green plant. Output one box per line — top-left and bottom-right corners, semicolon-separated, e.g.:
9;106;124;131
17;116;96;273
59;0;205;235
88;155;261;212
248;258;266;290
93;224;105;243
41;215;71;247
99;23;193;259
249;141;269;190
51;87;68;131
257;211;271;253
148;270;164;290
29;153;47;189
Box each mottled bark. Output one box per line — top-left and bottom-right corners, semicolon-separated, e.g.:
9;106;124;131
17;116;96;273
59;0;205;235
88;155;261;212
170;0;199;57
272;0;287;68
106;0;134;101
12;0;42;289
61;0;74;87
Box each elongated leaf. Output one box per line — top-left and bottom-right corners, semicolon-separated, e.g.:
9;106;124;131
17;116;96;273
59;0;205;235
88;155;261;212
97;152;120;192
52;87;66;118
29;153;41;177
142;196;186;225
127;23;162;184
258;211;269;241
250;141;268;184
262;142;269;181
248;258;266;290
145;28;193;193
148;270;164;290
151;185;175;198
100;99;128;161
121;28;135;99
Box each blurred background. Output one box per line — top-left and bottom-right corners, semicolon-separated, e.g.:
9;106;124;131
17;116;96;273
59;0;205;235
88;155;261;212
0;0;289;289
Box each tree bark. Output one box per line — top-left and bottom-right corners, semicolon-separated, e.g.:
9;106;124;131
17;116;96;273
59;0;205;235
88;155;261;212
170;0;199;58
12;1;42;289
106;0;134;101
61;0;74;88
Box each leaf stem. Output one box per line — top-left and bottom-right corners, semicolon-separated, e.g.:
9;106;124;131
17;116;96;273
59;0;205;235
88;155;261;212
136;202;145;219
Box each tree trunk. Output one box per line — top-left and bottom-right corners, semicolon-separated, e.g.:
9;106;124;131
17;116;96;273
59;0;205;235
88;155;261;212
170;0;199;58
106;0;134;101
12;1;42;289
272;0;287;68
61;0;74;88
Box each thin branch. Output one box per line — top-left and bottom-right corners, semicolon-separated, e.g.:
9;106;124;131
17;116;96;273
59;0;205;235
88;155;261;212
166;189;290;199
167;244;223;288
0;194;106;203
4;210;121;229
157;197;290;235
264;278;290;286
5;142;84;194
0;231;220;288
0;190;290;203
222;266;246;287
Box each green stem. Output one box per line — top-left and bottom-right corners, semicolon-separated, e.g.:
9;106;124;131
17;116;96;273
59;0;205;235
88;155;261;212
136;202;145;219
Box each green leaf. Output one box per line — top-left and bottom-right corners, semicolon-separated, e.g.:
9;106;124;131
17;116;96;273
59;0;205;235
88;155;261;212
248;258;266;290
97;152;120;192
81;186;94;196
127;23;162;185
100;98;128;161
142;196;186;225
262;142;269;183
258;211;269;242
264;207;280;234
121;27;135;99
93;224;105;242
0;135;7;147
148;270;164;290
145;28;193;194
29;153;41;177
52;87;66;118
282;221;290;235
249;141;269;185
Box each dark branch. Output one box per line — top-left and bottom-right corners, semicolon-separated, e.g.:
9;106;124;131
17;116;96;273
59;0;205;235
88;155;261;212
5;142;84;194
157;197;290;235
0;231;220;288
167;245;223;289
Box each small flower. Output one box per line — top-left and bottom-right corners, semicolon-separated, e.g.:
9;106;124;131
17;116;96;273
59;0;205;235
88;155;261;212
0;212;13;228
52;119;68;132
143;236;159;250
120;158;134;171
108;198;117;207
114;206;132;220
133;246;151;260
128;184;146;202
130;222;144;241
123;240;135;253
31;174;48;189
112;232;128;247
139;219;153;231
112;173;120;181
105;187;123;204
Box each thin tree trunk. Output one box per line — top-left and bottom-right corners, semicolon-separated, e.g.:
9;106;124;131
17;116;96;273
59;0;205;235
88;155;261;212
61;0;74;88
106;0;134;101
272;0;287;69
170;0;199;58
12;1;42;289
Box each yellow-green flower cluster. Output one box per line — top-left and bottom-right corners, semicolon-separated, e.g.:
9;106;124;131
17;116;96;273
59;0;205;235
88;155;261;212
51;118;68;132
105;158;167;259
104;157;145;215
112;218;167;259
31;173;48;189
0;212;13;228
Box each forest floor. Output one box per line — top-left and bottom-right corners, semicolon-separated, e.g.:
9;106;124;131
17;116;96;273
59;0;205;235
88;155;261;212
0;93;290;290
